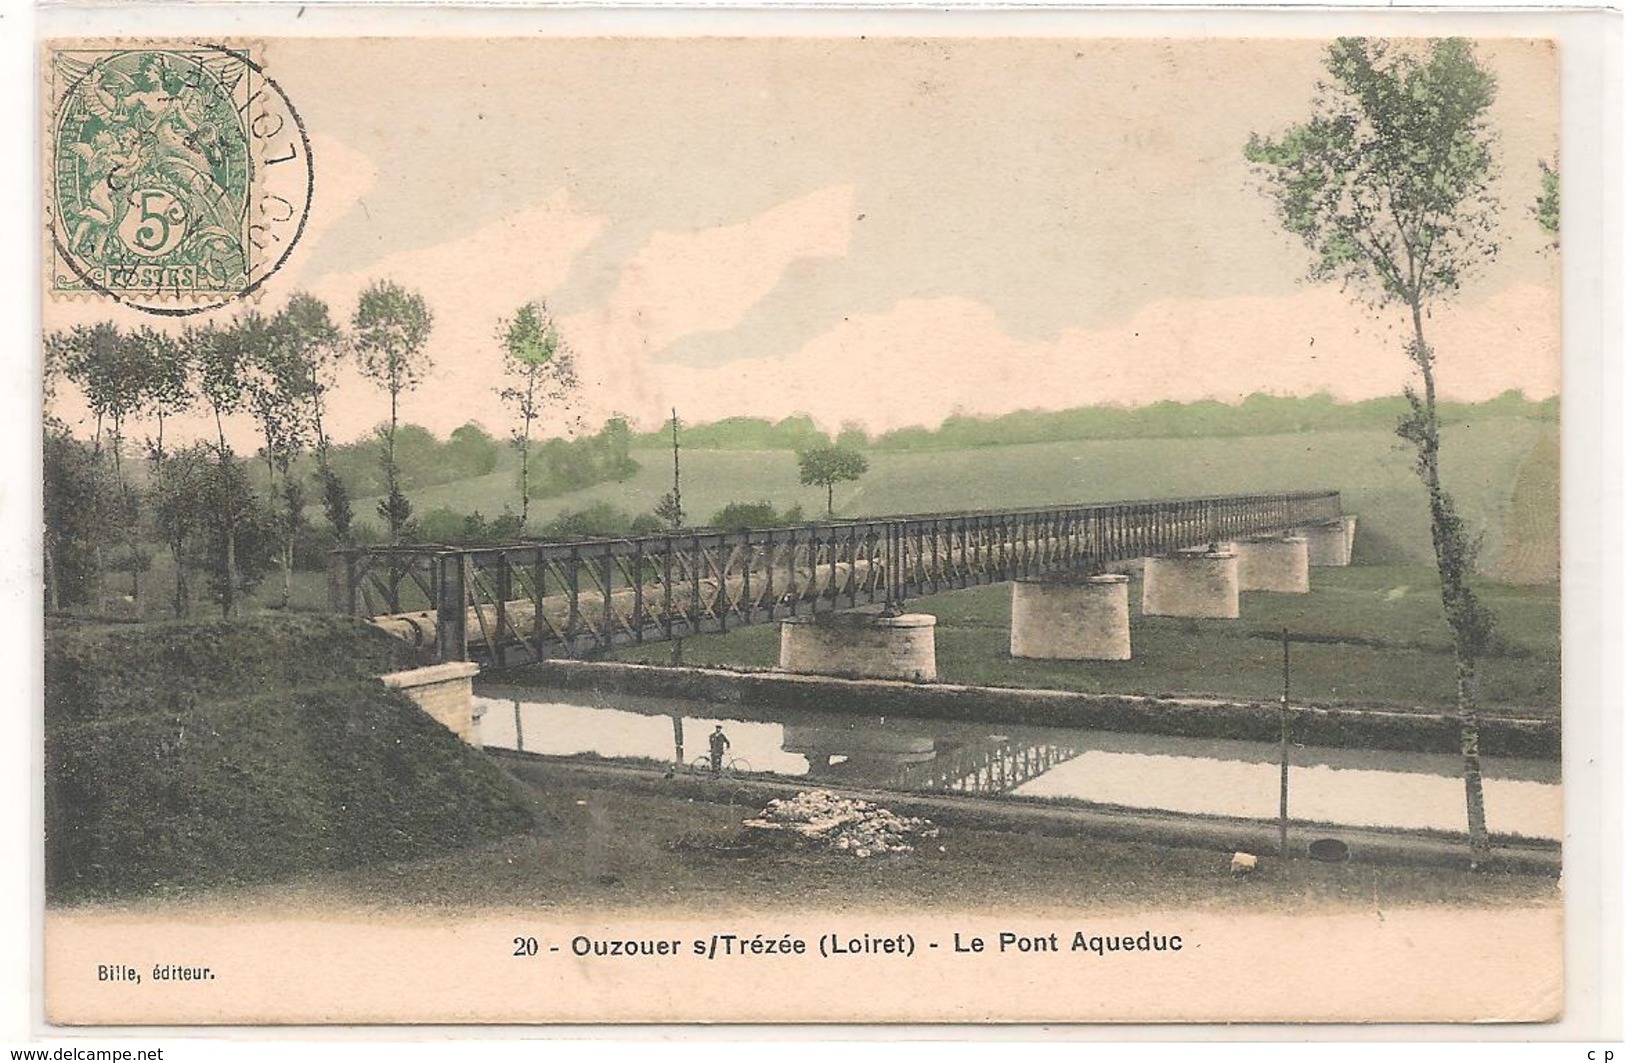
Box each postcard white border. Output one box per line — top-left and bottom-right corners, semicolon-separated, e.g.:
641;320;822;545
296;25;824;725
5;0;1619;1049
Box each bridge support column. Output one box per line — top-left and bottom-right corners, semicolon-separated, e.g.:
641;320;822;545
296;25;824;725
1295;516;1358;566
1010;575;1131;660
779;612;937;682
1141;550;1239;619
1235;536;1310;593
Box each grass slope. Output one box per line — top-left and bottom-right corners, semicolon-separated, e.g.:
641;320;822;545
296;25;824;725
608;565;1560;714
45;616;535;903
1488;426;1560;585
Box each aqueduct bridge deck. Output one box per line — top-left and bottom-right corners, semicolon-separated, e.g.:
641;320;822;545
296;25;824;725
330;490;1343;666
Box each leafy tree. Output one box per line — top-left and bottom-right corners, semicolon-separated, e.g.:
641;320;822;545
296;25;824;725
497;301;577;525
42;428;119;611
130;326;193;464
797;443;870;518
1246;37;1502;864
150;442;214;617
446;422;501;479
595;415;639;480
240;307;323;605
197;458;279;611
318;462;354;543
279;292;351;541
190;319;254;617
48;323;154;602
352;280;433;542
1534;158;1559;247
834;421;871;452
48;323;135;455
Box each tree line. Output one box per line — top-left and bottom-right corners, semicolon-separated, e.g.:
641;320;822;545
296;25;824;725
626;392;1557;455
44;284;595;619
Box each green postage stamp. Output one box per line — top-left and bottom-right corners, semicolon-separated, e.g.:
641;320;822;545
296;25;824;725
44;42;311;314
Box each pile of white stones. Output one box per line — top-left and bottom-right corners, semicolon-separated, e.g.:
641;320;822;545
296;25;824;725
742;790;938;858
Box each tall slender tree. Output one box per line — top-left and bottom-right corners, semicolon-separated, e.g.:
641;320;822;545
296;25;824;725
132;326;194;466
191;319;253;617
244;309;320;606
1246;37;1502;865
352;281;433;542
280;292;352;540
51;323;152;602
497;300;577;526
654;408;685;530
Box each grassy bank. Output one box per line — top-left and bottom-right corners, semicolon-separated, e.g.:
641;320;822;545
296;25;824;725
606;565;1560;714
45;616;536;903
161;759;1557;916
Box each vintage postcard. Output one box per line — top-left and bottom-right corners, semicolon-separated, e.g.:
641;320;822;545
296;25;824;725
31;5;1614;1032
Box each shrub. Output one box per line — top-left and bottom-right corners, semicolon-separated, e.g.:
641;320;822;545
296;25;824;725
707;501;806;531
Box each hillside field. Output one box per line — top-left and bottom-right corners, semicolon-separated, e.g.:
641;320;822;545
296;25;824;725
379;417;1556;577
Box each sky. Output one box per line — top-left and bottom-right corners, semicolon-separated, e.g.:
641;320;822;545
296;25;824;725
43;35;1561;447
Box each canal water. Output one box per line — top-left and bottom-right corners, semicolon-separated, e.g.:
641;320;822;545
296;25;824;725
474;683;1562;841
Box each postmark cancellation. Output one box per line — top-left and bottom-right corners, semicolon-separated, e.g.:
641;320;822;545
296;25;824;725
43;41;311;315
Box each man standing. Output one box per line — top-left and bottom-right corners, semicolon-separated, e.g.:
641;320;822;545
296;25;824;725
708;725;730;774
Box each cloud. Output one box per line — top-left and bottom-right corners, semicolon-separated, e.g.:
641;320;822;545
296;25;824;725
303;189;610;445
298;182;857;444
556;185;858;419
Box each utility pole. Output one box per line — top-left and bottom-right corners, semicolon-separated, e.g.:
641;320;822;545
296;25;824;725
669;408;684;667
670;407;682;528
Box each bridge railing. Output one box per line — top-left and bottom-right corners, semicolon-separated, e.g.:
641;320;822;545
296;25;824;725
330;490;1340;664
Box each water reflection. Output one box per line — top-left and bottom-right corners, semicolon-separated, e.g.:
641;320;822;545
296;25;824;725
475;683;1561;841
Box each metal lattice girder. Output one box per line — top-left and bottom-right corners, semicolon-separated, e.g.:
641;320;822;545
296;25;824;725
341;490;1342;662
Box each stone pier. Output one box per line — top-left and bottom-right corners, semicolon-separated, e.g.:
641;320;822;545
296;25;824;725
779;611;937;682
380;661;483;746
1009;574;1132;661
1296;516;1359;567
1235;536;1310;593
1141;550;1240;619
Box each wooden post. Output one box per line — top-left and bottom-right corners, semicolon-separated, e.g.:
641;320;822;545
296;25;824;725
329;551;355;614
1279;626;1292;857
634;542;647;640
436;552;467;663
494;552;510;670
532;550;546;662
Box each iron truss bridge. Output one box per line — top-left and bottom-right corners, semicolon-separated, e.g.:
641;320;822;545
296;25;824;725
330;490;1342;666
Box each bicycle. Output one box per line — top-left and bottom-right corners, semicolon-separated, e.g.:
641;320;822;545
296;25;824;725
687;754;753;777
